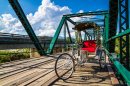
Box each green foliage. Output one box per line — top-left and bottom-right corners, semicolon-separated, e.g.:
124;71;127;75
0;49;30;63
115;38;120;55
0;55;10;63
115;36;130;56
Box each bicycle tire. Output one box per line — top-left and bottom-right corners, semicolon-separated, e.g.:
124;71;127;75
99;49;106;69
55;53;74;80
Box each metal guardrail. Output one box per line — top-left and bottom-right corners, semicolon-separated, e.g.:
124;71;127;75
105;28;130;43
103;28;130;85
104;48;130;85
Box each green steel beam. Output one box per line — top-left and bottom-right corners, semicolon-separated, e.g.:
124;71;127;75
93;28;95;40
66;18;76;25
8;0;46;55
79;32;82;42
108;0;118;53
104;14;109;50
83;30;90;40
103;27;106;46
104;48;130;85
105;28;130;43
65;20;72;43
64;22;66;51
47;17;65;54
119;0;129;70
84;32;87;40
63;10;108;18
125;0;129;70
76;19;104;24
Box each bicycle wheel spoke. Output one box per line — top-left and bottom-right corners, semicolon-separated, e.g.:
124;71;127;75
55;53;74;80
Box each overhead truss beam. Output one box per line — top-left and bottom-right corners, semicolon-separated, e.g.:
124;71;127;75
63;10;108;18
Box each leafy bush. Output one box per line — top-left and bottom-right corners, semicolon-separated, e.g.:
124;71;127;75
0;49;30;63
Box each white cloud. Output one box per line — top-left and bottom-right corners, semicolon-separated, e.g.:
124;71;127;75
0;0;72;36
0;0;91;39
27;0;72;36
0;14;24;34
96;9;102;11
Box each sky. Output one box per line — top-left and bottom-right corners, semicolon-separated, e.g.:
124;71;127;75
0;0;129;38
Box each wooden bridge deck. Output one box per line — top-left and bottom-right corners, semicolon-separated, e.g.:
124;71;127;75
0;52;113;86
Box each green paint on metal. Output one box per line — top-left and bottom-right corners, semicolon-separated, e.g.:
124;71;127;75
119;0;129;70
104;48;130;85
8;0;46;55
47;17;65;54
66;18;76;25
105;28;130;43
64;22;66;51
84;32;87;41
108;0;118;53
104;14;109;50
91;35;92;40
64;10;108;18
65;20;72;43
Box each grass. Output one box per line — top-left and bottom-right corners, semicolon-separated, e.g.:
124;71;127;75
0;49;30;63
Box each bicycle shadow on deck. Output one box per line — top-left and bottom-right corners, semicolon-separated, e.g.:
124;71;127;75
51;58;111;86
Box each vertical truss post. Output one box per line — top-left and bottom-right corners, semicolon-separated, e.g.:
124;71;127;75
65;20;72;43
79;32;82;42
8;0;46;55
84;32;87;40
119;0;129;70
47;17;65;54
105;14;109;50
64;22;66;51
93;28;95;40
103;27;106;47
90;35;92;40
88;35;90;40
103;16;106;47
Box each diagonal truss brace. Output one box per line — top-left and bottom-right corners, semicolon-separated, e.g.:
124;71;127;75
8;0;46;55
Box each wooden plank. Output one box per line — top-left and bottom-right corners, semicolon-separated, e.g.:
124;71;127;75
0;57;46;74
2;59;56;86
0;57;54;79
51;55;112;86
106;56;120;86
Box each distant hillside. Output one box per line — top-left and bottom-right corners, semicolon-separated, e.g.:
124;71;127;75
38;36;75;43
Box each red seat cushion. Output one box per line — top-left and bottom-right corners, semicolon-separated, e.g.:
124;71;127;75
82;40;96;52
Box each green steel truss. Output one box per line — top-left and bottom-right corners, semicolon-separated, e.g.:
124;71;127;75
47;17;66;54
8;0;46;55
103;0;130;85
8;0;130;85
65;20;72;43
64;21;66;51
47;11;108;54
108;0;118;52
119;0;129;70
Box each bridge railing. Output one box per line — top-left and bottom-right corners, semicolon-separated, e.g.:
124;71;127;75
103;28;130;85
0;32;71;43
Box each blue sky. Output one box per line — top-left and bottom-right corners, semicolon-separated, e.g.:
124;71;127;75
0;0;109;16
0;0;129;38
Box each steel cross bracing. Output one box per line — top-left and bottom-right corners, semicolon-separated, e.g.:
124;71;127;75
8;0;46;55
108;0;118;52
47;11;108;54
119;0;129;70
